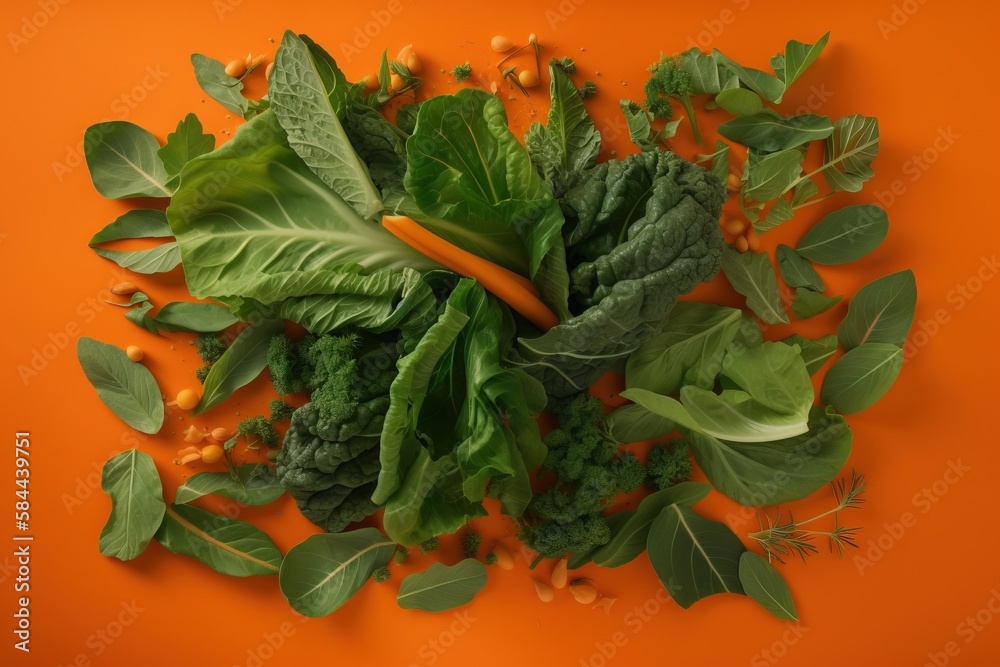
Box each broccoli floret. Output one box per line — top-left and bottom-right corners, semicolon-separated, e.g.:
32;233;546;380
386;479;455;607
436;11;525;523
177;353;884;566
644;54;701;143
610;451;646;494
646;440;693;490
393;546;408;565
578;80;597;99
452;62;472;82
372;566;391;583
236;415;280;448
195;365;212;384
194;333;227;364
543;394;615;481
554;56;576;74
268;399;296;424
484;552;498;566
462;532;482;559
266;333;307;395
419;537;439;554
525;513;611;560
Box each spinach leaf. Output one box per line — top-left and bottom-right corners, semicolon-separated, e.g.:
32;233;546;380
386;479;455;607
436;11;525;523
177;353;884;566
270;31;382;219
151;302;238;333
175;465;284;506
739;552;798;620
279;528;396;617
783;333;838;375
776;244;824;291
792;288;842;319
721;248;789;324
191;53;249;117
795;204;889;265
781;32;830;90
155;504;282;576
647;505;746;609
742;149;803;203
99;449;165;561
397;559;488;612
715;88;762;116
819;115;879;192
696;140;730;182
193;320;284;416
343;101;408;193
158;113;215;189
719;111;833;152
525;63;601;195
837;269;917;350
591;483;710;568
821;343;904;414
84;121;171;199
77;337;163;434
625;302;741;395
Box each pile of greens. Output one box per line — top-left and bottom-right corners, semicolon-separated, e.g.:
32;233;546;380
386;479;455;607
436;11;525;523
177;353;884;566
78;29;914;619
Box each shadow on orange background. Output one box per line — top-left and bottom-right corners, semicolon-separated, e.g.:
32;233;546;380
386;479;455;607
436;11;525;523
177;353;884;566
2;0;999;665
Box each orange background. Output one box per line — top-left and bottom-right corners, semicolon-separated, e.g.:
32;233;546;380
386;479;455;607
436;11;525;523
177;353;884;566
3;0;999;665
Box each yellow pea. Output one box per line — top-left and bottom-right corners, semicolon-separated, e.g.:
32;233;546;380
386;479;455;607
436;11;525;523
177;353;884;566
126;345;143;362
491;35;514;52
745;227;761;252
110;281;138;295
406;52;422;75
534;580;555;602
200;445;224;464
735;235;750;253
265;62;274;81
225;58;246;78
389;73;404;92
397;44;413;62
551;558;568;589
570;578;598;604
724;219;748;236
175;389;200;411
361;73;379;93
518;70;540;88
178;452;202;465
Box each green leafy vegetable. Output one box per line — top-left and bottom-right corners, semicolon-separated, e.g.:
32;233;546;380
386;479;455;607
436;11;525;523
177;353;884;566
158;113;215;188
191;53;249;117
742;149;803;203
155;504;282;576
194;320;284;416
77;337;164;434
175;466;285;506
89;210;180;275
718;112;833;152
820;115;879;192
696;140;730;181
780;32;830;90
84;121;171;199
397;559;488;612
795;204;889;265
452;62;472;82
721;248;789;324
776;244;824;291
821;343;904;414
739;552;798;620
783;333;838;375
99;449;165;561
279;528;395;617
150;302;238;333
837;270;917;350
712;50;784;103
714;88;762;116
792;288;842;319
619;100;679;151
644;54;702;143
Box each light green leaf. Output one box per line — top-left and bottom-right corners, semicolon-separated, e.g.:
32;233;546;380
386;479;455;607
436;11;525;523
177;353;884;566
821;343;904;414
619;99;657;151
606;403;676;444
679;48;738;95
782;333;838;375
735;311;764;348
781;32;830;90
713;50;784;103
776;244;824;291
740;552;798;620
77;338;163;434
158;113;215;187
820;115;879;192
175;465;284;506
191;53;249;116
269;31;382;219
155;504;281;576
647;505;746;609
125;301;158;334
92;242;180;274
397;559;487;612
837;269;916;350
795;204;889;265
715;88;762;116
754;197;795;234
719;111;833;152
90;209;172;245
721;248;789;324
193;320;284;416
592;483;710;568
790;179;819;207
152;302;238;333
99;449;165;561
696;140;730;182
84;121;171;199
279;528;396;617
742;149;803;203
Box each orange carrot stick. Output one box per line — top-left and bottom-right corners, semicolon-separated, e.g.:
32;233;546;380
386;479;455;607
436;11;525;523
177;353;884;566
383;215;560;331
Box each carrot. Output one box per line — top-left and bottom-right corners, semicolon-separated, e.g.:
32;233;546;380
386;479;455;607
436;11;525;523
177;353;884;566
382;215;559;331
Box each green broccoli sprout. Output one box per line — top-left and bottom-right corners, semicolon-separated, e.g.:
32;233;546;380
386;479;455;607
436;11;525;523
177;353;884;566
236;415;280;448
554;56;576;74
419;537;439;554
646;440;693;490
485;552;498;566
643;54;701;144
266;333;308;395
194;333;227;364
462;532;482;559
578;80;596;99
610;451;646;494
393;546;408;565
195;365;212;384
372;566;391;583
268;399;296;424
452;62;472;82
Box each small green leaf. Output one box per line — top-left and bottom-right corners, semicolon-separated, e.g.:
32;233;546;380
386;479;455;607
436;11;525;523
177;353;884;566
715;88;762;116
795;204;889;265
739;552;798;620
279;528;396;617
790;179;819;207
619;100;657;151
606;403;675;444
792;288;842;319
719;111;833;152
99;450;165;561
713;50;785;103
753;197;795;234
742;149;803;203
821;115;879;192
152;302;238;333
175;465;284;506
397;559;488;612
155;504;282;576
191;54;249;116
158;113;215;187
782;334;838;375
776;244;824;291
837;270;917;350
92;243;181;275
821;343;904;414
90;210;172;245
84;121;171;199
721;248;789;324
781;32;830;90
194;320;284;416
125;301;159;334
696;140;730;182
77;338;163;433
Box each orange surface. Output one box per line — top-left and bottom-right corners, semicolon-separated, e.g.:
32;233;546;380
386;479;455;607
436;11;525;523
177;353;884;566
3;0;999;665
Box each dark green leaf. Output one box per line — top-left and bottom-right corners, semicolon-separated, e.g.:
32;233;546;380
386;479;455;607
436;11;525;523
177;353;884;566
647;505;746;609
821;343;903;414
679;48;738;95
712;50;784;103
781;32;830;90
719;112;833;152
397;559;487;612
155;504;282;576
776;244;824;291
619;100;657;151
77;338;163;433
795;204;889;265
193;320;284;416
837;270;916;350
158;113;215;188
721;248;789;324
742;149;803;203
279;528;396;617
790;179;819;207
783;334;838;375
735;312;764;348
739;552;797;620
175;465;284;506
753;197;794;234
99;449;165;560
84;121;171;199
191;53;249;116
792;289;842;319
696;140;730;182
715;88;762;116
152;302;239;333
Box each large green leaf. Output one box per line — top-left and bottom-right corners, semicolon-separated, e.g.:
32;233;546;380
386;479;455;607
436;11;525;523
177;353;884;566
77;338;164;434
742;149;803;203
193;320;284;416
175;466;285;506
718;112;833;152
158;113;215;188
714;88;762;116
191;54;249;116
99;449;165;561
721;248;789;324
821;343;904;414
740;552;798;620
837;270;917;350
152;302;238;333
796;204;889;265
269;31;381;219
783;333;838;375
397;559;488;612
155;504;282;577
84;121;171;199
625;302;741;395
279;528;395;617
679;48;738;95
647;505;746;609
